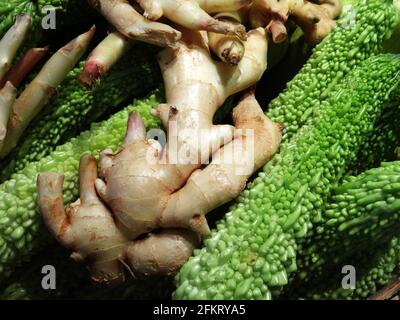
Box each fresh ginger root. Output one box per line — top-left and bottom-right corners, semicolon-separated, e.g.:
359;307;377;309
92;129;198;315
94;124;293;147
88;0;181;47
126;90;282;275
0;27;95;159
127;229;200;276
0;82;16;153
156;90;283;233
94;27;268;239
37;154;129;286
208;11;246;64
0;47;48;89
80;31;134;87
37;90;281;280
249;0;342;44
0;15;31;79
135;0;247;40
194;0;252;13
38;27;283;280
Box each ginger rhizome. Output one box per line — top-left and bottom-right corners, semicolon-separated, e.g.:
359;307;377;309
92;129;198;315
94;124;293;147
208;11;246;64
88;0;181;47
0;26;95;159
0;82;16;153
87;0;251;48
142;90;283;237
127;228;200;276
0;47;48;89
38;27;282;283
0;15;31;79
135;0;247;40
249;0;342;43
82;0;342;77
79;31;134;87
95;27;269;238
126;91;282;276
37;155;129;286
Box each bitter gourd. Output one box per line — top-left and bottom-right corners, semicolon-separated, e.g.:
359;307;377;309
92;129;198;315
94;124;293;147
174;54;400;300
348;99;400;175
294;236;400;300
285;161;400;299
173;0;400;300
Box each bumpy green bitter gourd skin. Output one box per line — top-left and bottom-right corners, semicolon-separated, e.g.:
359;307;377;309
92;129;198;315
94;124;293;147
347;99;400;175
173;0;399;300
346;236;400;300
173;54;400;300
295;236;400;300
286;161;400;299
0;92;162;282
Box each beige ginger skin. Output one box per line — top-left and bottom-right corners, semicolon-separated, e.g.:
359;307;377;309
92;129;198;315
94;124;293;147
194;0;252;13
249;0;342;44
80;0;342;83
0;15;31;79
208;11;246;65
135;0;247;40
94;27;268;239
0;82;16;153
87;0;250;47
38;155;129;286
79;31;134;87
207;0;342;65
0;27;95;159
126;91;283;276
87;0;181;47
38;27;282;283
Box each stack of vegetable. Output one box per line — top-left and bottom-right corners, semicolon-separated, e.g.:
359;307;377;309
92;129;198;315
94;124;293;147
285;160;400;300
0;0;399;300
